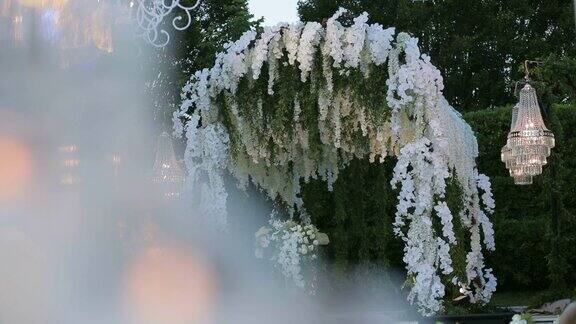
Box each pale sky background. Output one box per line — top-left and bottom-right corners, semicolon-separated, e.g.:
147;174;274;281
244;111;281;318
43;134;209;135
248;0;300;26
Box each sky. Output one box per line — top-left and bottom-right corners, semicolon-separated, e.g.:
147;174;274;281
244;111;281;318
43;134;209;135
248;0;300;26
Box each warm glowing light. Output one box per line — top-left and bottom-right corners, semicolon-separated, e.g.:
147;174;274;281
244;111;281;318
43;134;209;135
110;154;122;167
13;15;23;43
58;144;80;186
502;84;554;185
88;7;114;53
62;159;79;167
16;0;68;8
0;135;33;201
57;2;114;53
123;244;217;324
58;145;77;153
60;174;79;185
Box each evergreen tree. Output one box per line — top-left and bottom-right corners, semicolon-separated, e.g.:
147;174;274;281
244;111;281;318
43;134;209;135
148;0;260;123
298;0;576;111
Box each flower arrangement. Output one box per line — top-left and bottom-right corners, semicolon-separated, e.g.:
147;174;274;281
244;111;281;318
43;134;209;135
174;8;496;315
255;213;329;291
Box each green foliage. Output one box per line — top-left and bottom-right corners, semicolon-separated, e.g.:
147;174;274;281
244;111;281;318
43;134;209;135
530;56;576;291
172;0;260;75
463;103;576;292
300;90;576;312
532;55;576;105
297;0;576;111
165;1;576;307
149;0;260;123
294;56;576;304
300;158;404;285
207;37;399;210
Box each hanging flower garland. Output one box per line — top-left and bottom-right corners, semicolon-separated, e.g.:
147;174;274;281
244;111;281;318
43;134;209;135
174;8;496;315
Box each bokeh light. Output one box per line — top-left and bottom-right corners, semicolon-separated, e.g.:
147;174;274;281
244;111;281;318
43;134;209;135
16;0;68;8
123;243;217;324
0;135;33;202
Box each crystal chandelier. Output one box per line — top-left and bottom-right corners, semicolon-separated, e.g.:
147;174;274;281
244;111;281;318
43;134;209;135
152;132;185;198
501;68;555;185
59;144;81;186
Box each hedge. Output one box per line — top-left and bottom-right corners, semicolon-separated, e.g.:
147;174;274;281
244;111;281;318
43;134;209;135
292;103;576;297
464;104;576;291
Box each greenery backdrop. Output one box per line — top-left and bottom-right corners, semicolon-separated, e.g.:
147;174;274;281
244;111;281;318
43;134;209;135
294;104;576;307
297;0;576;111
297;57;576;301
160;0;576;308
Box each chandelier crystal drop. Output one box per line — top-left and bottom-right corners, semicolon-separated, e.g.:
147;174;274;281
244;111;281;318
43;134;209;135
501;105;534;184
501;105;518;169
501;84;555;185
152;132;185;184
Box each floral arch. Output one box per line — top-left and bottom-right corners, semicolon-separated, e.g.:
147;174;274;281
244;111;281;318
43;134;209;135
173;8;497;315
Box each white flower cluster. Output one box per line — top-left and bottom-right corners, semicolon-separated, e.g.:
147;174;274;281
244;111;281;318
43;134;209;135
182;112;230;231
175;8;496;315
391;138;452;315
297;22;324;82
509;314;529;324
255;214;329;290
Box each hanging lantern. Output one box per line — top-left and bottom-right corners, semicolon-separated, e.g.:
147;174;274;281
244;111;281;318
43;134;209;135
152;132;184;198
502;78;555;184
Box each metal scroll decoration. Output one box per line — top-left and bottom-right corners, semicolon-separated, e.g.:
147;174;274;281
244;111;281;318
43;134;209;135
134;0;200;47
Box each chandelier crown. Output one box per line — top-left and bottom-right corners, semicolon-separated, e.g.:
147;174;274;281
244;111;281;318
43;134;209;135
512;84;549;133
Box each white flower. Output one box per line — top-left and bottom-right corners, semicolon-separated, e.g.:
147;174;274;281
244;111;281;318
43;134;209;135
254;215;328;291
252;24;286;80
435;202;456;244
323;7;347;68
316;232;330;245
367;24;395;65
343;12;369;69
283;22;304;66
297;22;323;82
177;11;496;315
510;314;528;324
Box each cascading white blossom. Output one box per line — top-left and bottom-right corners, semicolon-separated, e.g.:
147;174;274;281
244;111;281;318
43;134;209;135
297;22;324;82
283;22;304;66
182;112;230;231
252;23;287;81
255;214;329;291
343;12;369;70
367;24;395;66
175;8;496;315
323;7;347;69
